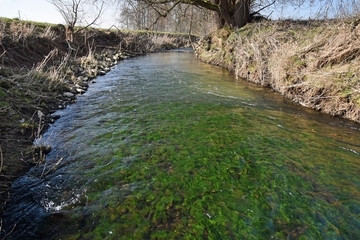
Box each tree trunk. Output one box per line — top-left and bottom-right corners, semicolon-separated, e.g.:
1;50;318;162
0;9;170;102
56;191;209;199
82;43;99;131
215;0;250;29
233;0;250;28
65;25;74;43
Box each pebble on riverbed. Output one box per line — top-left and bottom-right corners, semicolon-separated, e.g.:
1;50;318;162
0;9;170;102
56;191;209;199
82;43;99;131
63;49;134;99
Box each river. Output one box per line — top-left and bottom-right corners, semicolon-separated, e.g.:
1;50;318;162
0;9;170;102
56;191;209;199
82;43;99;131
2;49;360;239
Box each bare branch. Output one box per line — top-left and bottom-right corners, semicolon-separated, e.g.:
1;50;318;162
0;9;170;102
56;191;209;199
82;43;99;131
47;0;108;42
75;1;106;33
251;0;275;16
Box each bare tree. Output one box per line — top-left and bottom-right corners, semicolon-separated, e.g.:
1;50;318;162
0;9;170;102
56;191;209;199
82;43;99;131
47;0;106;42
117;0;216;35
120;0;360;31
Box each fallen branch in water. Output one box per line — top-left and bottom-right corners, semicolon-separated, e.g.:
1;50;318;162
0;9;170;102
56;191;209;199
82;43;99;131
41;157;63;178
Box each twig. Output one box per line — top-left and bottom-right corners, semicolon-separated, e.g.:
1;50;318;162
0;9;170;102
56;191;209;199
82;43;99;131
31;110;45;141
41;162;47;178
251;0;276;17
35;48;58;72
66;40;76;51
41;157;63;178
9;104;26;118
0;147;3;173
1;223;16;240
0;49;6;58
0;175;12;180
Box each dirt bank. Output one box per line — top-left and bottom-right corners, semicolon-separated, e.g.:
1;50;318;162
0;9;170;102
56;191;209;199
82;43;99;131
195;19;360;123
0;18;193;217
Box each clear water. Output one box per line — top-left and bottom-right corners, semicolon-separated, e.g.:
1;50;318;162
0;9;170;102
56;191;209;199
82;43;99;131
3;49;360;239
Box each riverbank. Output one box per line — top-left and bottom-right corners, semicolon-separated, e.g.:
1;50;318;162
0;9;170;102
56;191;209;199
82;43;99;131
2;16;360;227
195;18;360;123
0;18;193;216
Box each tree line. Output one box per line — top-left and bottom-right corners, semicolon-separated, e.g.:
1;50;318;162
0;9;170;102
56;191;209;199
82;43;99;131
47;0;360;42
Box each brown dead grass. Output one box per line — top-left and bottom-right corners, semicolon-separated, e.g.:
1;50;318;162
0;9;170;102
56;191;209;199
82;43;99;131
0;18;193;218
197;18;360;123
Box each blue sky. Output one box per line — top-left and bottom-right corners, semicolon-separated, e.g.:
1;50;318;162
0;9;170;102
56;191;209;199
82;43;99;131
0;0;349;27
263;1;341;20
0;0;117;27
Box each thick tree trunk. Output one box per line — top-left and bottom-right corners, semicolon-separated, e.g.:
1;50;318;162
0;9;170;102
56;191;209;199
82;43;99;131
215;0;250;29
233;0;250;28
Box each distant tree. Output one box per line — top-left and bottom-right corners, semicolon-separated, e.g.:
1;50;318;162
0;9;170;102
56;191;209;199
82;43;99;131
47;0;106;42
124;0;360;30
117;0;216;35
132;0;263;29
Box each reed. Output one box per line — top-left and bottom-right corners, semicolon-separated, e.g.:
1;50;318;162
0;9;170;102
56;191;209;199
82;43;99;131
39;26;57;41
9;21;36;43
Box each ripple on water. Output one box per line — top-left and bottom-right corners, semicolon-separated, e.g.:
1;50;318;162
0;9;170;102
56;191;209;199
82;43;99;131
2;51;360;239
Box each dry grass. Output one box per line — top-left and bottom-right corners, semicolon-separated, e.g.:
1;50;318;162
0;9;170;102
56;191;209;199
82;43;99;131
21;49;68;91
197;18;360;122
39;26;57;41
1;48;68;115
151;34;177;45
0;22;6;43
148;33;184;51
0;20;61;48
9;21;36;43
78;43;97;65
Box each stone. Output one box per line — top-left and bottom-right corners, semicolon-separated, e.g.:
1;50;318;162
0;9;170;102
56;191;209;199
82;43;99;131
63;92;75;98
50;114;61;120
76;88;85;94
98;70;106;76
76;76;89;82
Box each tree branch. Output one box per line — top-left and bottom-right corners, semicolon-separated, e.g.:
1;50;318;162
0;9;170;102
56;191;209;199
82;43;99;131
145;0;182;29
75;1;105;32
251;0;275;16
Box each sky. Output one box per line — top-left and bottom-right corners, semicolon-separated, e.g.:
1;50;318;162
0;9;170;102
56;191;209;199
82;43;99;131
0;0;64;24
0;0;349;28
0;0;117;28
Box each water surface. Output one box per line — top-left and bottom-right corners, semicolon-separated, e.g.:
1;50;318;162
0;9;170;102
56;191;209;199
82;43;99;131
3;50;360;239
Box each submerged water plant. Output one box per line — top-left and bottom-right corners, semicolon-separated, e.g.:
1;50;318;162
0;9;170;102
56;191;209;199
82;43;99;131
3;51;360;239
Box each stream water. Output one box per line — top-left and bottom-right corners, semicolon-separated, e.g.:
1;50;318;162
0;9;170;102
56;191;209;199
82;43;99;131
2;49;360;239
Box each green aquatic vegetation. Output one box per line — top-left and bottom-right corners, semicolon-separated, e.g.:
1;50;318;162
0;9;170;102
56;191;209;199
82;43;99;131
52;100;360;239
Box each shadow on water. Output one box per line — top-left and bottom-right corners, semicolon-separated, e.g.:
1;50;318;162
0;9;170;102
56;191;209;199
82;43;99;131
2;49;360;239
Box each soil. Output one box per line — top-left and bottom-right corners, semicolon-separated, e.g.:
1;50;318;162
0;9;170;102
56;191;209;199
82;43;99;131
1;36;69;217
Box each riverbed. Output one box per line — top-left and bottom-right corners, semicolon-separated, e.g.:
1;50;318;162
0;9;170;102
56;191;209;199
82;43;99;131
3;49;360;239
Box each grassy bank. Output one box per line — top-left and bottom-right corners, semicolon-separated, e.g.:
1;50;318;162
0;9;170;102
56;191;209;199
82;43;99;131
196;18;360;123
0;17;192;216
